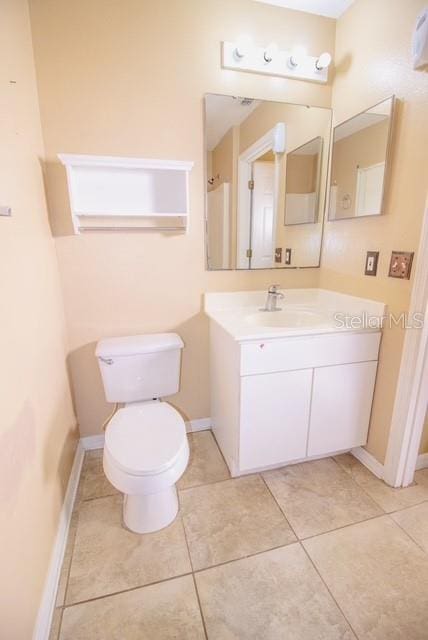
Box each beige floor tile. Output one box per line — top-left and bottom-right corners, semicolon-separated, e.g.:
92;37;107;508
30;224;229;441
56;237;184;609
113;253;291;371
60;575;205;640
391;501;428;552
66;495;191;604
335;453;428;512
80;449;118;501
195;543;355;639
177;430;230;490
180;474;295;570
304;515;428;640
263;458;382;538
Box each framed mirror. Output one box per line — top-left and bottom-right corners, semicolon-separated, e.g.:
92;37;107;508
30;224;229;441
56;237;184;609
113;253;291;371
204;94;332;270
328;96;395;220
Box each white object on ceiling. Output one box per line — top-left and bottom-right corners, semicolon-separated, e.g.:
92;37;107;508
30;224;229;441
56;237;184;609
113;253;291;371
412;7;428;69
205;94;260;151
253;0;354;19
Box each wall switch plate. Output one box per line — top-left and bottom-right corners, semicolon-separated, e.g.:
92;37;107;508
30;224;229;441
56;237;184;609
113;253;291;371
365;251;379;276
275;247;282;263
285;248;292;265
388;251;414;279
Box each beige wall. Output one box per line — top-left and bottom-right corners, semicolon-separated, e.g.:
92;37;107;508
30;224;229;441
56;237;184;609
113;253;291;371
320;0;428;463
0;1;77;637
331;118;390;218
29;0;335;436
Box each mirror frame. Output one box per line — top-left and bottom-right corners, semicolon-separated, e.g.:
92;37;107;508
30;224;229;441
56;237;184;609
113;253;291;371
328;95;396;221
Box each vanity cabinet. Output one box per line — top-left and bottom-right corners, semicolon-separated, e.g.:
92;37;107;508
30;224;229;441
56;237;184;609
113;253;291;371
209;320;381;477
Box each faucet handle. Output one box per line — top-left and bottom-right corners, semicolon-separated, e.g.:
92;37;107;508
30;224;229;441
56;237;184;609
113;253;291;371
268;284;281;294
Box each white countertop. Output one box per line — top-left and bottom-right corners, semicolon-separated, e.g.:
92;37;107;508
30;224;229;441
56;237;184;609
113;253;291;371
204;288;386;342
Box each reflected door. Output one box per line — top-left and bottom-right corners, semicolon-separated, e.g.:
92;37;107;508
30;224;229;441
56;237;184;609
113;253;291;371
250;161;275;269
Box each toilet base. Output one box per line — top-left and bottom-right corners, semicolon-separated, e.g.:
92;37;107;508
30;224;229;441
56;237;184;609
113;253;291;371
123;486;179;534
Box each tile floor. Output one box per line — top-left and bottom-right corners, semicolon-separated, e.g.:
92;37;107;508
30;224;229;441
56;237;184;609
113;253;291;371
50;431;428;640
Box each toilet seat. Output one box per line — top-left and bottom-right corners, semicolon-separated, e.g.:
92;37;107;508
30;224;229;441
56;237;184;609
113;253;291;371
105;401;187;477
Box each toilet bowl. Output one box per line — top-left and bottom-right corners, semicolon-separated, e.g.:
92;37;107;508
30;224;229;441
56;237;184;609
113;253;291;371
103;401;189;533
95;333;188;534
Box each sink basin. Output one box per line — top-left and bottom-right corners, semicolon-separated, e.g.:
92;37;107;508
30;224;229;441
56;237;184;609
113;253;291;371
246;308;331;329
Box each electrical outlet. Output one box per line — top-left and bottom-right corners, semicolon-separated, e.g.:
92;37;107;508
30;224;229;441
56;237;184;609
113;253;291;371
388;251;414;279
285;248;292;265
0;205;11;217
365;251;379;276
275;247;282;263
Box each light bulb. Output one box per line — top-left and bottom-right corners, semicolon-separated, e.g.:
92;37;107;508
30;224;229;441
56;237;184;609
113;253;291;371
233;36;251;60
288;46;305;69
263;42;278;64
315;52;332;70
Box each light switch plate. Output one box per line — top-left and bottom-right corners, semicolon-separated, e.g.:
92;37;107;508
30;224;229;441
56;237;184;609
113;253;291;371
388;251;414;279
0;205;12;217
275;247;282;263
285;248;292;265
365;251;379;276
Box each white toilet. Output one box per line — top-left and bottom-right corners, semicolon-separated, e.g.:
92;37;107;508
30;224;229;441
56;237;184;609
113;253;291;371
95;333;189;534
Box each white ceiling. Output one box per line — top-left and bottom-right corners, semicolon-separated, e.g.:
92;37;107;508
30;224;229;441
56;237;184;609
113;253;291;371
253;0;354;19
205;94;261;151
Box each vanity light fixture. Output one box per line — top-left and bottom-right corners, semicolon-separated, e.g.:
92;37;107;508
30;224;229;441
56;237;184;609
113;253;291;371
222;40;331;83
315;52;332;71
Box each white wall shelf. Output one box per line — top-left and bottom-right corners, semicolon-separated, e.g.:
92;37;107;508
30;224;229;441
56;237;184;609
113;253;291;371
58;154;194;234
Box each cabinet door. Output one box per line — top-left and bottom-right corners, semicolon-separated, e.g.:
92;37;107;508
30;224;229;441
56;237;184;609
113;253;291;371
239;369;312;472
308;361;378;457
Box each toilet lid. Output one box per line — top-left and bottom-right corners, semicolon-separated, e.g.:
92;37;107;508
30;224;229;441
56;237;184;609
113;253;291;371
105;402;187;476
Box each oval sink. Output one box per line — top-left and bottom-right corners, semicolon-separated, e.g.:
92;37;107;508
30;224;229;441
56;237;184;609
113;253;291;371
246;308;330;329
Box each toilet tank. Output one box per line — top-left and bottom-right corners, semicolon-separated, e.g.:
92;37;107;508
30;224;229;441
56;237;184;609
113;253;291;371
96;333;184;403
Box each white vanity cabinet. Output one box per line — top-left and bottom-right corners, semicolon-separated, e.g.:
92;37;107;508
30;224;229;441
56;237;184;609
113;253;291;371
209;320;381;477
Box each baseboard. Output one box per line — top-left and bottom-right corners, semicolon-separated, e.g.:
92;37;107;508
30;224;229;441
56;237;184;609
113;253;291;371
81;433;105;450
416;452;428;470
186;417;211;433
351;446;384;480
32;440;84;640
80;417;212;450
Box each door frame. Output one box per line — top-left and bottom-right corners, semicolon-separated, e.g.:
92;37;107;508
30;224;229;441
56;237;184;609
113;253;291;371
383;194;428;486
237;123;286;269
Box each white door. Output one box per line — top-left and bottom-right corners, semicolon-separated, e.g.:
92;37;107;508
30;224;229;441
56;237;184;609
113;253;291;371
239;369;312;471
307;361;378;456
355;162;385;216
251;162;275;268
207;182;230;269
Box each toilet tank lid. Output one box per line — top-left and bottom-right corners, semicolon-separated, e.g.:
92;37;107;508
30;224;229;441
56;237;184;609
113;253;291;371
96;333;184;357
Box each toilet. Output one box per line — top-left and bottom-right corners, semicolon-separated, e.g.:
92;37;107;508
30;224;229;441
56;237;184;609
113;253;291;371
95;333;189;534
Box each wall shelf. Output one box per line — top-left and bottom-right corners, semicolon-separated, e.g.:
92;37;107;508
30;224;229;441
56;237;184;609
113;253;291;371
58;154;194;234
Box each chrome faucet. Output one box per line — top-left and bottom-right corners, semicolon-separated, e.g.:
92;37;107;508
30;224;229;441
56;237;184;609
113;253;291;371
262;284;284;312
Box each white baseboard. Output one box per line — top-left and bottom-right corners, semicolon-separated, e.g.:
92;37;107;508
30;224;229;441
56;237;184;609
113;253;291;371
32;441;84;640
186;417;211;433
81;433;105;450
351;446;384;480
416;452;428;470
80;417;212;450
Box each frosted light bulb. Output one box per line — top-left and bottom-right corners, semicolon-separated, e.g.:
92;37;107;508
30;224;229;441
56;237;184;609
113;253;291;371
263;42;278;63
288;46;305;69
315;52;332;70
234;36;251;60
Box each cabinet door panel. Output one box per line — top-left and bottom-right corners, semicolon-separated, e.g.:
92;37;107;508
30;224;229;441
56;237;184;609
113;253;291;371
239;369;312;471
308;361;377;456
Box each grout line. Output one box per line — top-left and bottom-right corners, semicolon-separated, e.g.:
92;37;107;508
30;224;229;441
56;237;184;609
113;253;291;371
299;542;360;639
387;512;428;555
62;570;194;609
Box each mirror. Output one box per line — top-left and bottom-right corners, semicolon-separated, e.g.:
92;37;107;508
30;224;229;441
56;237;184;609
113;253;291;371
328;96;395;220
205;94;332;270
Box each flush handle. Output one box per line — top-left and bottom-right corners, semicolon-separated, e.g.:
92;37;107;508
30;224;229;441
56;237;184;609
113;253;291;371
99;357;114;365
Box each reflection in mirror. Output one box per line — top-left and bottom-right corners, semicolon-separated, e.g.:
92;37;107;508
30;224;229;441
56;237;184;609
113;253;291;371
328;96;395;220
205;94;332;270
285;137;323;225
